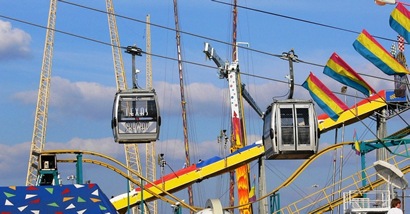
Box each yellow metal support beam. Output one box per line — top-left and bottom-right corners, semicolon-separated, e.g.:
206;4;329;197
318;90;387;133
111;143;265;211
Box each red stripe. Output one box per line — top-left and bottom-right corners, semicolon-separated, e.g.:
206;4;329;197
135;164;197;191
330;52;376;93
330;53;358;77
318;90;386;120
308;72;348;110
361;30;392;56
396;2;410;18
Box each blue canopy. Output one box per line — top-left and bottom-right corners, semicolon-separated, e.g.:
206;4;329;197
0;183;117;214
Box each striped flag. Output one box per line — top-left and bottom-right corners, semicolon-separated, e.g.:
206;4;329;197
353;29;409;76
390;3;410;43
302;72;349;121
323;52;376;97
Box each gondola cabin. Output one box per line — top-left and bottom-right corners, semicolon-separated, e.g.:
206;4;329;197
262;99;318;159
112;89;160;143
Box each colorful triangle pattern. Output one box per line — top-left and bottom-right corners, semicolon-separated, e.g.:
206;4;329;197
0;184;116;213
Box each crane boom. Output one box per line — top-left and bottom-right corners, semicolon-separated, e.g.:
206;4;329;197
26;0;57;186
145;14;158;214
106;0;126;91
105;0;142;191
172;0;194;209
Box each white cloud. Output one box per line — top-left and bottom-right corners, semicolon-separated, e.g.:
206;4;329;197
157;79;302;119
0;142;30;183
156;81;226;117
0;20;31;60
13;77;227;122
11;75;293;124
13;76;116;120
0;135;238;186
45;137;124;157
0;137;125;186
49;77;116;119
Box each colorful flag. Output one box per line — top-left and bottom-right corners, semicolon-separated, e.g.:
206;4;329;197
249;176;256;203
353;29;409;76
395;36;407;97
323;52;376;97
398;35;405;52
353;129;360;155
302;72;349;121
390;3;410;43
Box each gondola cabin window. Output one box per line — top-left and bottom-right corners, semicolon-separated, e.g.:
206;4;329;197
118;97;157;133
280;108;294;145
296;108;310;145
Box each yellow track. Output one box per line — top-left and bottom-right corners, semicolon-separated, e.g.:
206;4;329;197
224;137;409;212
307;164;410;214
318;90;387;133
41;143;265;213
275;151;410;214
110;143;265;212
40;150;197;214
42;138;408;214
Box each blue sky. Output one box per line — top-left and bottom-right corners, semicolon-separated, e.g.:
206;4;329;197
0;0;409;212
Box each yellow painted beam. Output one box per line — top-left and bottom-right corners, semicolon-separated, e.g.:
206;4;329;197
111;142;265;211
318;90;387;133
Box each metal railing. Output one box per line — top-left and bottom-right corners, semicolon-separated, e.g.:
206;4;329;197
273;150;409;214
